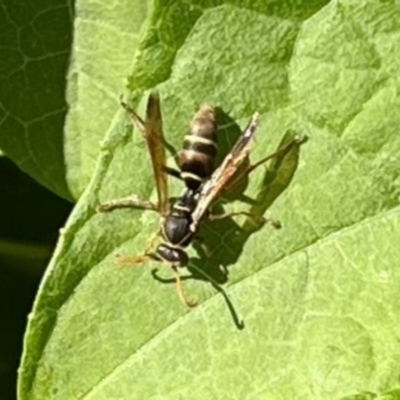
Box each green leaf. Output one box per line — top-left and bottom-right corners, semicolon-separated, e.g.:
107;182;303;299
0;0;73;199
64;0;149;198
0;0;149;200
19;1;400;399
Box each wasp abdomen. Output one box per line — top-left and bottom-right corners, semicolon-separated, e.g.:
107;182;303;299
180;105;217;190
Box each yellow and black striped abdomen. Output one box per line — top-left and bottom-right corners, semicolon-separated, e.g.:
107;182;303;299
179;105;217;190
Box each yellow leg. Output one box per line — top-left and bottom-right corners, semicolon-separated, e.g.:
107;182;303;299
209;211;281;229
97;195;158;213
114;226;162;266
144;226;162;254
172;266;197;308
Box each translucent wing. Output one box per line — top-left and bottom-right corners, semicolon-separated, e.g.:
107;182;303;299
190;112;259;231
144;92;169;215
121;92;169;215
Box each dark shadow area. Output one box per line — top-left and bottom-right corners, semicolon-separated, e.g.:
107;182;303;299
187;129;308;327
189;129;307;277
0;158;73;246
214;106;244;166
0;267;40;400
0;157;72;400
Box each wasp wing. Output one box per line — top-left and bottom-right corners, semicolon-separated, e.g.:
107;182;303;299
121;92;169;215
190;112;259;231
144;92;169;215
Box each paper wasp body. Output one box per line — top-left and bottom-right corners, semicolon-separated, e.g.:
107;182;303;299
98;92;307;307
98;93;218;306
154;103;218;269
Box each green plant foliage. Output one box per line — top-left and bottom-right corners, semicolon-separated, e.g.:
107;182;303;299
0;0;73;199
19;1;400;399
0;0;149;200
64;1;149;198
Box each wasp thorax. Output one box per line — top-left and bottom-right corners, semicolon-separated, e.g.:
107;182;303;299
179;105;218;191
162;190;196;247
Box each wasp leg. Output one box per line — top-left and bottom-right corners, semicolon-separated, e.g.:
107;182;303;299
112;226;162;266
171;265;197;308
163;166;182;180
209;211;281;229
246;134;309;175
97;195;158;213
225;135;308;194
120;97;146;136
144;227;162;254
120;98;180;169
161;141;181;167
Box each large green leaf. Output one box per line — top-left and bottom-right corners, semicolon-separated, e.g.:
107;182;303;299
19;1;400;399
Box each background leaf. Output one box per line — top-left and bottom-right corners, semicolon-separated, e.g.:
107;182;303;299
19;1;400;399
0;0;149;200
0;0;73;199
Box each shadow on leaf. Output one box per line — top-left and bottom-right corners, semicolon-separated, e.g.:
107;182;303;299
185;123;307;327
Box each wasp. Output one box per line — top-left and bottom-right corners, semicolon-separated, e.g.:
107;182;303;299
98;92;307;307
98;92;218;307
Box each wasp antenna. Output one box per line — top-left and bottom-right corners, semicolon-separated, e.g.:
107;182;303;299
115;254;151;265
119;97;130;111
